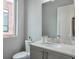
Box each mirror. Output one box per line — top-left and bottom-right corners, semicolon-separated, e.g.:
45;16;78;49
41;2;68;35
42;0;75;43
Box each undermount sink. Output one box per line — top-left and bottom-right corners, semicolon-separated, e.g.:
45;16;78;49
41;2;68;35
43;43;63;48
42;43;75;49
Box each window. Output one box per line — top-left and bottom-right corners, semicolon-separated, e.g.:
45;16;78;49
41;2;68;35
3;10;8;32
3;0;16;36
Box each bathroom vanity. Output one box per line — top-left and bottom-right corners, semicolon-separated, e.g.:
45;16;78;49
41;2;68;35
30;0;75;59
30;41;75;59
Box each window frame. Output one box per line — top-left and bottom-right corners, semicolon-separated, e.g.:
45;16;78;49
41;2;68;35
3;0;18;38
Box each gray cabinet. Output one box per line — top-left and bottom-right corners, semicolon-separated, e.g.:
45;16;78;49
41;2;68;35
30;45;44;59
30;45;74;59
47;54;72;59
45;49;73;59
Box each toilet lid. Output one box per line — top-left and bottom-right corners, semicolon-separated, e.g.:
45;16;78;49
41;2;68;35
13;51;29;58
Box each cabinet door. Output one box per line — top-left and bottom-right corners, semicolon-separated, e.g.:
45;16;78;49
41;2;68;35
45;49;72;59
30;50;43;59
48;53;72;59
30;45;44;59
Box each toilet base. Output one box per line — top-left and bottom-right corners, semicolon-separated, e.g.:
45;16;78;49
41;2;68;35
13;51;30;59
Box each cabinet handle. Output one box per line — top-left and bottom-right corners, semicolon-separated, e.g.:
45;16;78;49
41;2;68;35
46;52;48;59
72;57;75;59
42;51;44;59
44;52;48;59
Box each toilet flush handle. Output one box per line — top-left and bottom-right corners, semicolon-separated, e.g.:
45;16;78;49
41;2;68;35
29;36;32;41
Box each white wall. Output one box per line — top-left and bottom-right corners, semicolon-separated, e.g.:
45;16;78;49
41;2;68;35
24;0;42;41
3;0;24;59
57;4;75;44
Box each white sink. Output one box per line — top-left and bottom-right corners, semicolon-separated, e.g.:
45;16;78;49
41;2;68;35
42;43;75;50
43;43;63;48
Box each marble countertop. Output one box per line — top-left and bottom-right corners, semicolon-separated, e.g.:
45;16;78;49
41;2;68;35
31;40;75;57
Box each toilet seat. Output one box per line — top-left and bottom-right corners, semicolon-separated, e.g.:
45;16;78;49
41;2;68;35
13;51;30;59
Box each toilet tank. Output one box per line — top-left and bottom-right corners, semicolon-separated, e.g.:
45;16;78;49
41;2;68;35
25;40;32;52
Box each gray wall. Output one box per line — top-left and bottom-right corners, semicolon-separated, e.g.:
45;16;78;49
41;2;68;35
24;0;42;41
3;0;24;59
42;0;73;38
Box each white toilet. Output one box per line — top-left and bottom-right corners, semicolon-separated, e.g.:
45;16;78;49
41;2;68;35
13;40;32;59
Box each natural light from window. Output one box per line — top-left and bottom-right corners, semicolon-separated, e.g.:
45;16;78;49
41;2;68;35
3;0;15;36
